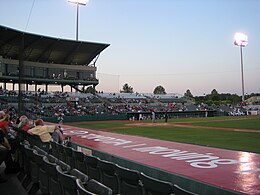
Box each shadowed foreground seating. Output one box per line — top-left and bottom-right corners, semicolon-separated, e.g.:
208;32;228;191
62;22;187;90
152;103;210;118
85;154;101;181
115;164;143;195
73;150;87;174
23;144;35;189
56;166;89;195
27;147;47;195
140;172;174;195
56;165;78;195
44;156;70;195
76;178;113;195
50;141;59;158
56;143;66;162
63;145;75;168
173;184;198;195
98;159;119;194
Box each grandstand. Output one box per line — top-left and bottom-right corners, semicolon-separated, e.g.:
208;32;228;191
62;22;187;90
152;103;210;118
0;25;109;115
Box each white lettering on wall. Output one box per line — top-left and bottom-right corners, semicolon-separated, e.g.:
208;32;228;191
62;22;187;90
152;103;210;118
65;130;242;169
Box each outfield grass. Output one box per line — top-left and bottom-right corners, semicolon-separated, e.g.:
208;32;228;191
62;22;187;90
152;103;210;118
190;116;260;130
68;116;260;153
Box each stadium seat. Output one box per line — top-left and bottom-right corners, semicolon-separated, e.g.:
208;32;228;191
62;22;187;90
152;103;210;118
42;154;58;194
33;147;48;195
56;143;66;162
22;144;35;189
115;164;143;195
85;154;101;181
70;169;89;183
56;166;89;195
72;150;87;174
56;165;78;195
140;172;174;195
98;159;119;194
76;178;113;195
27;134;50;152
44;156;70;195
76;179;96;195
17;141;28;182
27;147;47;195
87;179;113;195
173;184;198;195
50;141;59;158
63;145;75;168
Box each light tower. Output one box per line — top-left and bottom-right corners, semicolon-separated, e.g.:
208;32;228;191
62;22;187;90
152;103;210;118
68;0;89;41
234;32;248;102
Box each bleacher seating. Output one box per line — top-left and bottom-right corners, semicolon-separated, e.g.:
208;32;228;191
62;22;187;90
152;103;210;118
115;164;143;195
85;154;101;182
98;159;119;194
140;172;174;195
12;128;198;195
173;184;198;195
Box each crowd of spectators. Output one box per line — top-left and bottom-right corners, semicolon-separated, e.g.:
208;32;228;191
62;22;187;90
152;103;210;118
0;110;65;183
0;88;249;120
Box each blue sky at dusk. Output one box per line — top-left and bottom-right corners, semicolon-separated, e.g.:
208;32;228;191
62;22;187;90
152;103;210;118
0;0;259;95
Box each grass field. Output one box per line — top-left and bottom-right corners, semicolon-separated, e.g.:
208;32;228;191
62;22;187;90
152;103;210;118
67;115;260;153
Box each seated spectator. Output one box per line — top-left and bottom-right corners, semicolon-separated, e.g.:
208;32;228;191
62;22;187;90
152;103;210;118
0;129;19;175
17;115;32;131
0;114;10;134
0;114;19;152
27;119;64;143
0;130;8;182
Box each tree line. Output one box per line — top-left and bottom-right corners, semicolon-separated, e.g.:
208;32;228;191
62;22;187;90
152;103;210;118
120;83;259;106
82;83;259;106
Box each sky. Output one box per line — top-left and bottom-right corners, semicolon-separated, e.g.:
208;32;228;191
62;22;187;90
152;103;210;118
0;0;260;96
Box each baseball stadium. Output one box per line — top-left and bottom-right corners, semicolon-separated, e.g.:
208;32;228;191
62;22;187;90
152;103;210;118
0;18;260;195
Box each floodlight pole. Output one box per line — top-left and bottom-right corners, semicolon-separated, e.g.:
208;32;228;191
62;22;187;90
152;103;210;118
76;2;79;41
234;32;248;103
239;45;245;102
69;0;87;41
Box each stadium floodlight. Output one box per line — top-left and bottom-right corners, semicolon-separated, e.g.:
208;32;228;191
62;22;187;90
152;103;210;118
68;0;88;5
234;32;248;47
68;0;89;40
234;32;248;102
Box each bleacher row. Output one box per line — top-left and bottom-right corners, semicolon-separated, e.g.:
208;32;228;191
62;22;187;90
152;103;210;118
16;130;197;195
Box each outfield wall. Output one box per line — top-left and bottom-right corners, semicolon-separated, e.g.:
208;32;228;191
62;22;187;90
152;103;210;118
43;110;219;123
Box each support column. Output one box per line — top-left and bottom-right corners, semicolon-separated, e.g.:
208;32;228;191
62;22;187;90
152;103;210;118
18;34;25;115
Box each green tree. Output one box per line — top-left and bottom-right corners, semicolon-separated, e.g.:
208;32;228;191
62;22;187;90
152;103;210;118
85;86;96;94
121;83;134;93
210;89;220;101
211;89;218;95
153;85;166;94
82;86;96;94
184;89;193;98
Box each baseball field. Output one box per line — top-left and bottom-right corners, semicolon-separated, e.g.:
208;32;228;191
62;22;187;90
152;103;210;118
66;115;260;153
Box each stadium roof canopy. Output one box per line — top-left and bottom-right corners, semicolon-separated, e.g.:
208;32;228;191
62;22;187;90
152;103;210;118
0;25;110;66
